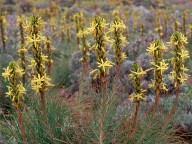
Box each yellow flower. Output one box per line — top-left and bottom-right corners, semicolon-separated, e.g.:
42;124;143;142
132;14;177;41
169;31;188;46
2;67;12;80
147;40;167;57
179;49;189;60
129;94;135;101
91;58;114;79
31;74;44;92
135;93;146;101
129;63;147;101
18;47;28;53
26;34;43;48
130;67;147;79
178;74;187;84
31;73;54;93
97;58;114;73
154;60;169;75
2;61;24;80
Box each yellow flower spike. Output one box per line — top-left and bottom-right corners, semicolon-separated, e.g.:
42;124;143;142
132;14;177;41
169;32;189;87
73;12;85;44
147;39;168;109
89;16;114;79
155;24;163;37
25;15;54;133
77;26;90;64
109;16;127;66
89;17;113;141
2;61;26;108
129;63;147;102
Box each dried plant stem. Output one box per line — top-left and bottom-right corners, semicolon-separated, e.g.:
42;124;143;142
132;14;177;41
19;47;26;84
99;74;107;144
48;64;51;75
183;12;186;36
191;27;192;40
22;73;26;85
17;108;26;144
167;82;180;121
111;64;120;105
0;19;6;53
82;61;87;78
67;27;70;42
164;18;167;37
39;90;54;143
141;23;144;37
134;100;140;126
153;87;160;113
101;74;107;118
78;62;87;102
130;100;140;138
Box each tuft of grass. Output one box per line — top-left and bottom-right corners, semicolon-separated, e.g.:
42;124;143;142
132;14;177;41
0;88;188;144
0;90;74;144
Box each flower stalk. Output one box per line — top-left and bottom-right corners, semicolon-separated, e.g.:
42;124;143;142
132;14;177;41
44;36;54;75
182;11;186;36
17;15;27;84
89;16;114;144
0;13;7;53
168;32;189;118
155;24;163;38
25;15;54;140
109;16;127;102
61;14;66;41
73;12;85;45
147;40;168;112
140;23;144;37
129;63;147;125
2;61;26;144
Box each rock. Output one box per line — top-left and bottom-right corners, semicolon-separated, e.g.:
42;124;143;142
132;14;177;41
133;5;150;15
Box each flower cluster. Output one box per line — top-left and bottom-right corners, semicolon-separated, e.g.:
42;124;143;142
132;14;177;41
2;61;26;108
17;15;27;84
147;39;168;91
129;63;147;101
77;26;90;62
44;36;54;75
109;16;127;65
174;20;181;32
89;16;114;79
50;15;57;37
169;32;189;87
25;15;53;93
90;58;114;79
155;24;163;37
31;73;53;92
73;12;85;44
